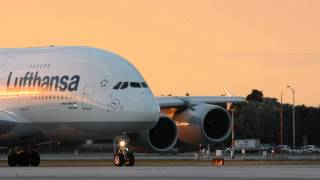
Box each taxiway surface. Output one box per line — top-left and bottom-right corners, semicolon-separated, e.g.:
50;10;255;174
0;166;319;180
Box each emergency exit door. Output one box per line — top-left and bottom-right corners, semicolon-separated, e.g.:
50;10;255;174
82;86;94;109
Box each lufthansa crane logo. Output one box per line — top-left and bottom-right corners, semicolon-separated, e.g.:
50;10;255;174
111;99;120;109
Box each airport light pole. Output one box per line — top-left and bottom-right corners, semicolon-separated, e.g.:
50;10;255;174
280;91;283;145
287;85;295;149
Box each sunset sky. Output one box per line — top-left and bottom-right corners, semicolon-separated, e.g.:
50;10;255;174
1;0;319;106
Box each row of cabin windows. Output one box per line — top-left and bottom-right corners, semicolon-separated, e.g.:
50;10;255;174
28;64;51;69
113;82;148;90
30;95;72;100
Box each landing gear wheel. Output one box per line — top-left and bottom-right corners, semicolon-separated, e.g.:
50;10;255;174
125;153;135;167
17;151;30;166
8;153;18;167
114;153;125;166
7;148;41;167
30;152;40;167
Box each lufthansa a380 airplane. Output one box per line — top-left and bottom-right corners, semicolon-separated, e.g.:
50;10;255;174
0;46;244;167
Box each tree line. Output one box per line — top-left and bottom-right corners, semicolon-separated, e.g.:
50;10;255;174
234;89;320;146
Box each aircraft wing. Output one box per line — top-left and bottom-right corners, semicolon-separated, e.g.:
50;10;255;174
0;111;17;135
156;96;246;108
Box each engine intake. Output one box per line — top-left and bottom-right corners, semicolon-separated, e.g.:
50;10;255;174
148;116;177;150
203;108;231;140
131;115;178;152
174;104;231;144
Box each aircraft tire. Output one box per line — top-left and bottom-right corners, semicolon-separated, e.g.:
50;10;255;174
124;152;135;167
30;152;40;167
8;153;18;167
17;151;30;166
113;153;125;166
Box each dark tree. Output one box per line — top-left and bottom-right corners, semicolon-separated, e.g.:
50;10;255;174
246;89;264;102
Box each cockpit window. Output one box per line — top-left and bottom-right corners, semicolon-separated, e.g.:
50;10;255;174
141;82;148;88
120;82;129;89
113;82;122;89
113;81;148;90
130;82;141;88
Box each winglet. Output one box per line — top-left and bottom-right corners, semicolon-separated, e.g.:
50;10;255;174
224;88;233;111
224;88;232;97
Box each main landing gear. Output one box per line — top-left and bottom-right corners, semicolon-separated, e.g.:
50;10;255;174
113;140;135;167
8;148;40;167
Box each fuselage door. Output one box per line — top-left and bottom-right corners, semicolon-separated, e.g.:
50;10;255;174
20;91;30;111
82;86;94;110
16;69;29;111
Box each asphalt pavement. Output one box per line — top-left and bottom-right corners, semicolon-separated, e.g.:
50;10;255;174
0;166;319;180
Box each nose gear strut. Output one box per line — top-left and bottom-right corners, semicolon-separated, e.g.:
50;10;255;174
113;138;135;167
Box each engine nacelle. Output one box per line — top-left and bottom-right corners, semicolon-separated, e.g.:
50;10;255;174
130;114;178;152
174;104;232;145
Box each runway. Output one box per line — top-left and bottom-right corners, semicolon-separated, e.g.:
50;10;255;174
0;153;320;179
0;166;320;180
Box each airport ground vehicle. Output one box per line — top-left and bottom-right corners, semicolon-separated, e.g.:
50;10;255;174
288;147;304;154
287;145;320;154
274;145;290;153
303;145;320;153
224;139;260;154
260;144;275;153
234;139;261;151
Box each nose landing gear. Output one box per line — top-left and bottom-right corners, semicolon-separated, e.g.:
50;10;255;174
113;140;135;167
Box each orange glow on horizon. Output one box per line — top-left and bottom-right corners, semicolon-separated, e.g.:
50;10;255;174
0;0;319;106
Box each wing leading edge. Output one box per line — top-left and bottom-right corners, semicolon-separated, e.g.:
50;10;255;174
157;96;246;108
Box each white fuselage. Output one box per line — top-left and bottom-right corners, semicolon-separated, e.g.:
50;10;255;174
0;46;160;147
